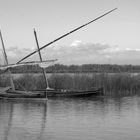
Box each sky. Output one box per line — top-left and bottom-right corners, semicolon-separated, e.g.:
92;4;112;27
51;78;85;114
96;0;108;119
0;0;140;65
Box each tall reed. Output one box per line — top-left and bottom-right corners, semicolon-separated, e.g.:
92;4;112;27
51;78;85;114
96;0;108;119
1;73;140;96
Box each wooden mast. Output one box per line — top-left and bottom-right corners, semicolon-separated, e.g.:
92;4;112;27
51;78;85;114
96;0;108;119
0;30;15;90
34;29;48;100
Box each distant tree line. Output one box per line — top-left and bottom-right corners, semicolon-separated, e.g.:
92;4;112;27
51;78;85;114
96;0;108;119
1;64;140;73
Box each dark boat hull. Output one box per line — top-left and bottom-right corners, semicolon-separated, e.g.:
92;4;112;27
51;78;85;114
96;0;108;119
35;87;103;97
0;88;103;99
0;89;44;99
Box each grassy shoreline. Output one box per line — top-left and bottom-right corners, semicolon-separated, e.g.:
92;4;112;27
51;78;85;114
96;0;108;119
1;73;140;96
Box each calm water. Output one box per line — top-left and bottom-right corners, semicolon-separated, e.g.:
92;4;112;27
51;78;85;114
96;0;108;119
1;96;140;140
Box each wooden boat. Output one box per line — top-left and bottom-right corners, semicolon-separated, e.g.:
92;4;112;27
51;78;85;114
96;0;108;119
0;87;103;99
38;87;103;97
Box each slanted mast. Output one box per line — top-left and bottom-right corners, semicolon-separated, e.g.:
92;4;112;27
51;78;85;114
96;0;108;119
34;28;49;99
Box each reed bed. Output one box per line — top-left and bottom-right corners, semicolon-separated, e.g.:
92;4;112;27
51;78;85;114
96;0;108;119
0;74;11;87
1;73;140;96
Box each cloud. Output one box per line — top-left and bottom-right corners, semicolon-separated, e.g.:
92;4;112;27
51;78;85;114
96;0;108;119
0;46;34;64
52;41;140;64
40;41;116;64
1;41;140;65
70;40;82;47
99;46;140;64
70;40;110;53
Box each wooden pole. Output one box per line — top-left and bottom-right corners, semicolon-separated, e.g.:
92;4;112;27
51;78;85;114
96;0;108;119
34;29;48;100
0;30;15;90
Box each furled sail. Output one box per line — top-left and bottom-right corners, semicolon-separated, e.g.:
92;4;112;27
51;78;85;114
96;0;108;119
0;59;57;70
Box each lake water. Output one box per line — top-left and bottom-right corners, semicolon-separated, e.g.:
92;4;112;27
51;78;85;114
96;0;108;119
0;96;140;140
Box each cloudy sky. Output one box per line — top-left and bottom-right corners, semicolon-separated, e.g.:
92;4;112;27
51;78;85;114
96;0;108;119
0;0;140;65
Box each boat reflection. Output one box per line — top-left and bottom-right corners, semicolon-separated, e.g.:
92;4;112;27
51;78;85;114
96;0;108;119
37;102;47;140
0;100;47;140
3;102;14;140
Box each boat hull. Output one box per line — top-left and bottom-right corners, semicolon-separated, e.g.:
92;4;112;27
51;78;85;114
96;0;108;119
0;88;103;99
35;87;103;97
0;89;44;98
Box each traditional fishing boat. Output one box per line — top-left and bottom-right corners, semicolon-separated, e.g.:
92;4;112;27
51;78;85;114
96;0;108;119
35;87;103;97
0;30;46;100
0;8;117;99
0;87;103;99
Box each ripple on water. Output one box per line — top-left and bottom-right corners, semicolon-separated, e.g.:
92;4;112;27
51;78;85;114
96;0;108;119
0;96;140;140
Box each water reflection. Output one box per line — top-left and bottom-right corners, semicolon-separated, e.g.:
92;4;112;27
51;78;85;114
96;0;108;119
0;100;47;140
0;96;140;140
2;102;14;140
37;102;47;140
